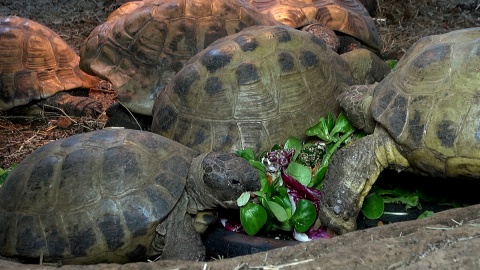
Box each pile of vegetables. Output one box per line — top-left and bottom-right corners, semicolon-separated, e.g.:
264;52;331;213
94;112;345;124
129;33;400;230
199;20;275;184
230;110;456;240
235;113;363;240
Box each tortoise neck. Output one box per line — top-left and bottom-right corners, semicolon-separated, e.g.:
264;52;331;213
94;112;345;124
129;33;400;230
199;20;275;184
185;153;229;214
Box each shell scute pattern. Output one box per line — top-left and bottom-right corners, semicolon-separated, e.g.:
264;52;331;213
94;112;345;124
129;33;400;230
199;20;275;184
318;29;480;236
236;62;260;84
172;65;201;96
41;215;70;257
205;76;224;95
200;48;234;73
248;0;380;51
0;129;198;263
278;51;295;72
0;16;98;111
299;50;320;67
233;34;259;51
80;0;277;116
370;28;480;175
93;199;125;250
152;25;353;153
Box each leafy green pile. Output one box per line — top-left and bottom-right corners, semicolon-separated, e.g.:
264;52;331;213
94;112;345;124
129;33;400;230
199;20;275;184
236;113;363;240
361;183;465;220
234;110;450;239
0;165;15;187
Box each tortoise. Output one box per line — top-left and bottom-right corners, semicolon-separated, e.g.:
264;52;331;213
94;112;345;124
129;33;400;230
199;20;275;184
79;0;277;116
318;28;480;234
0;16;101;117
151;25;359;154
0;128;259;264
247;0;381;53
357;0;377;15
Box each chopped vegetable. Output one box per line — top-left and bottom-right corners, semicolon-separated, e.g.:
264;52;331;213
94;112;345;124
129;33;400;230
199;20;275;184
232;113;361;240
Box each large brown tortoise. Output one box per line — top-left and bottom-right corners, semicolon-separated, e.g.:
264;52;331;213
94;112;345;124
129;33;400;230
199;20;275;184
247;0;381;53
79;0;277;116
151;25;359;153
319;28;480;234
0;16;101;117
0;129;259;264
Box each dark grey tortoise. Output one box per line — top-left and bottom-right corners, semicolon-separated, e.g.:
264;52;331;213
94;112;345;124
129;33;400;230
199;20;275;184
0;129;259;264
319;28;480;234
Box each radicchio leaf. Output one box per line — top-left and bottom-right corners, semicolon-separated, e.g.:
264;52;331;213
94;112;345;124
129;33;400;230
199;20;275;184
281;170;322;207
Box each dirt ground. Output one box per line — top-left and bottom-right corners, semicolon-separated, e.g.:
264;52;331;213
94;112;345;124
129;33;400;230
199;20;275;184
1;0;480;268
1;203;480;269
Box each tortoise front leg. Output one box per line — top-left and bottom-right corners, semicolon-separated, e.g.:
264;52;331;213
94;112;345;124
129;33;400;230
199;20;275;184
152;195;205;261
38;91;102;117
319;127;410;234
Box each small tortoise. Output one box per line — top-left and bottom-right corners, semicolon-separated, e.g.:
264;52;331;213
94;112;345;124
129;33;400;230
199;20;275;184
0;129;259;264
319;28;480;234
151;25;356;153
247;0;381;53
0;16;101;117
79;0;277;116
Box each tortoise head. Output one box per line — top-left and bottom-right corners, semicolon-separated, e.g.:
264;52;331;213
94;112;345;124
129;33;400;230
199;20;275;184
187;152;260;210
338;84;377;134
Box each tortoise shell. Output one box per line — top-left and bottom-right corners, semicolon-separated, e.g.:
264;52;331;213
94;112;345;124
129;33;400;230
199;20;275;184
151;25;353;153
0;16;99;112
79;0;277;116
370;27;480;177
0;129;198;264
247;0;381;52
